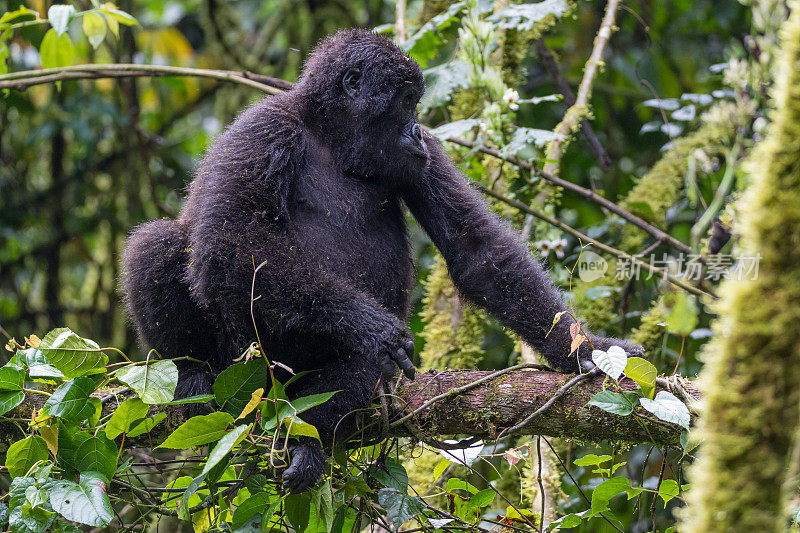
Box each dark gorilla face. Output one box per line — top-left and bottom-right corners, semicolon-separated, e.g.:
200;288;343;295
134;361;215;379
340;65;429;181
296;30;429;183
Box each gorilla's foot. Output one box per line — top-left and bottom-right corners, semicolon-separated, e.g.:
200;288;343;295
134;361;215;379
282;440;326;493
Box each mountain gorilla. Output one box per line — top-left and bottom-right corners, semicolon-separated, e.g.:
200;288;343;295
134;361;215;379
122;29;641;492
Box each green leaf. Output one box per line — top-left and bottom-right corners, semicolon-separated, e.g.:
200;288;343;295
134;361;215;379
289;391;339;415
403;2;464;66
665;292;699;336
591;346;628;381
377;488;423;528
658;479;680;505
591;477;630;513
286;417;321;441
445;478;479;495
74;435;117;480
428;119;481;141
47;5;75;36
9;348;63;379
488;0;570;31
159;411;234;449
202;424;249;476
81;13;106;49
285;492;311;532
0;390;25;416
115;360;177;404
38;328;104;378
0;366;24;390
213;359;271;416
160;394;214;405
468;488;495;508
501;127;565;158
127;413;166;438
43;377;96;422
573;454;612;468
0;6;39;25
623;357;657;398
6;436;49;478
49;472;113;528
105;398;149;439
99;6;138;26
433;458;450;481
311;480;334;532
639;391;691;429
548;511;589;530
369;457;408;492
421;61;470;109
587;390;637;416
232;492;273;530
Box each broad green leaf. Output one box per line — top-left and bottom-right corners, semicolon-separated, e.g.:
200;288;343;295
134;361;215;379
468;488;495;508
501;127;565;158
311;480;334;532
548;511;589;530
289;391;339;415
640;391;691;429
8;502;54;533
588;390;637;416
115;360;177;404
105;398;149;439
665;292;699;336
623;357;657;398
231;492;273;530
99;5;138;26
9;348;63;379
421;61;470;109
43;377;96;422
369;457;408;492
591;346;627;381
0;390;25;416
213;358;270;416
573;454;612;468
428;119;481;141
6;436;49;478
38;328;103;378
159;412;234;449
0;6;39;25
47;5;75;36
0;366;24;390
236;387;263;419
75;435;117;480
49;472;113;527
55;425;91;474
25;485;48;508
286;417;320;441
446;478;479;495
487;0;570;30
81;13;106;49
658;479;680;505
403;2;464;66
433;458;450;480
377;488;423;528
591;477;630;513
126;412;166;438
201;424;249;476
285;492;311;532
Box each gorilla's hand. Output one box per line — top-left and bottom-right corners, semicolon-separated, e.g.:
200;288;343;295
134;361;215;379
282;440;327;493
371;323;415;381
577;334;645;372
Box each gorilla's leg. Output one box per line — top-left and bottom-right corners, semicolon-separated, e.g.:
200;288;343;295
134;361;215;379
121;220;219;393
281;356;385;492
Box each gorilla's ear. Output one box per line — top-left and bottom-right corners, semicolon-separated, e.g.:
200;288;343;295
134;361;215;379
342;68;361;99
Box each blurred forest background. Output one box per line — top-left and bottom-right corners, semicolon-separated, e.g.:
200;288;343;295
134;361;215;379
1;0;793;531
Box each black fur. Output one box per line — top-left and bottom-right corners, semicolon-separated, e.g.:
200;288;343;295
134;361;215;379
121;29;641;493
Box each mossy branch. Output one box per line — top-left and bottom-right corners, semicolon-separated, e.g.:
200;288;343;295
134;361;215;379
0;369;698;448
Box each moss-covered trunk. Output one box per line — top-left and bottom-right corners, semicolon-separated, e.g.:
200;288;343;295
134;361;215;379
680;2;800;530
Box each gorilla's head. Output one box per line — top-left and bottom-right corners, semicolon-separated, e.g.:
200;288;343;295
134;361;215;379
295;29;428;182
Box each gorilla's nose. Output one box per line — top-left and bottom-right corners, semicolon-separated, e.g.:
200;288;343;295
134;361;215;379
411;124;423;142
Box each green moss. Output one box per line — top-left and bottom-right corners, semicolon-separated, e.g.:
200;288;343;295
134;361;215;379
680;3;800;530
629;296;667;354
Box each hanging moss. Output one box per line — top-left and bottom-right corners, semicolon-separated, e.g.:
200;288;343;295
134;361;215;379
680;2;800;529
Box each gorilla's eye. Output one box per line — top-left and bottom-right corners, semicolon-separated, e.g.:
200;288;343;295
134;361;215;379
402;92;416;112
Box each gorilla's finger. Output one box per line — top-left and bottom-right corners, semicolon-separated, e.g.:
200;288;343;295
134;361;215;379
395;348;416;379
404;339;415;357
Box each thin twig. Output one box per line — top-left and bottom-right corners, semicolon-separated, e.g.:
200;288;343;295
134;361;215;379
476;183;714;298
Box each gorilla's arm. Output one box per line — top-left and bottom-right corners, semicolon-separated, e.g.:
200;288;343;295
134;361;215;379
401;136;638;372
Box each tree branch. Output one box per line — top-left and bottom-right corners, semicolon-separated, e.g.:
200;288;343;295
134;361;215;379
2;369;698;448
